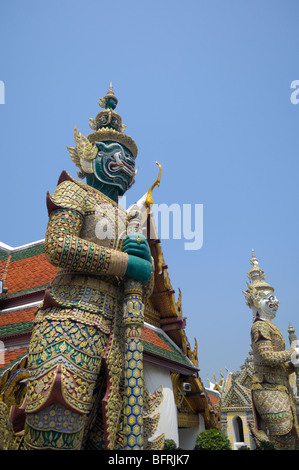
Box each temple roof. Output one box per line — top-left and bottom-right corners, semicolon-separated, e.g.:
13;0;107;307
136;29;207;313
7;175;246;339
0;241;57;308
221;358;254;411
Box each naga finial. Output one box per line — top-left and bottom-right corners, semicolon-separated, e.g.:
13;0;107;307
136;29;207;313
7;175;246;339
145;162;162;210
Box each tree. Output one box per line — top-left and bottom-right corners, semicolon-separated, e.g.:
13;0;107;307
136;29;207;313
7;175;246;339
163;439;177;450
194;429;231;450
257;440;275;450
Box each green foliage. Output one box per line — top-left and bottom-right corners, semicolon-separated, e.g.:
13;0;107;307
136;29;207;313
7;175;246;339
257;440;275;450
237;445;250;450
163;439;177;450
194;429;231;450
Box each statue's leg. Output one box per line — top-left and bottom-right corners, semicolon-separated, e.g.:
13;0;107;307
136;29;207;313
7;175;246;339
24;316;109;450
253;389;296;450
270;432;296;450
23;402;86;450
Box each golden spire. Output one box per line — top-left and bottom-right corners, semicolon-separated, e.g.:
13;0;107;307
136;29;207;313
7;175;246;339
247;249;266;283
98;82;118;109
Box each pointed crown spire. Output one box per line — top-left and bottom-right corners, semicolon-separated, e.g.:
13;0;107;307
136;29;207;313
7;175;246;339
243;249;274;309
247;249;266;282
98;82;118;109
247;249;274;291
87;83;137;159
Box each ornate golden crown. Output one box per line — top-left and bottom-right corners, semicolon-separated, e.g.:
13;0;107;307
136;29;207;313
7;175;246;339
87;83;138;159
67;84;138;178
243;249;274;308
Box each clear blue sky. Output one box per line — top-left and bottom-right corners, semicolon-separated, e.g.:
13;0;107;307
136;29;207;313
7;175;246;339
0;0;299;386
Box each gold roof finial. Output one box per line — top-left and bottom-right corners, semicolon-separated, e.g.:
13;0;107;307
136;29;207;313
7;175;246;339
145;162;162;210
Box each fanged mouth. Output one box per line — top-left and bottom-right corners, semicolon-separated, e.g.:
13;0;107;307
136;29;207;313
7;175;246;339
108;153;137;187
109;160;134;174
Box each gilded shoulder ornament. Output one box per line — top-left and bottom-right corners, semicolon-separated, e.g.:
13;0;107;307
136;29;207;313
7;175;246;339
67;126;98;179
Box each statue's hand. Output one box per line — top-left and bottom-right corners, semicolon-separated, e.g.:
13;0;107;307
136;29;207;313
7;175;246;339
123;233;152;262
125;255;152;284
123;234;152;284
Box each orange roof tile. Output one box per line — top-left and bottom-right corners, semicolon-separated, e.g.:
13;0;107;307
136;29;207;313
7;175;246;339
142;328;172;352
206;392;219;407
0;307;36;327
0;259;6;275
0;347;28;367
5;253;57;294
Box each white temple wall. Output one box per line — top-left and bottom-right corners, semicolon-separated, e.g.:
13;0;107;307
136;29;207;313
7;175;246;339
143;363;179;447
178;414;205;450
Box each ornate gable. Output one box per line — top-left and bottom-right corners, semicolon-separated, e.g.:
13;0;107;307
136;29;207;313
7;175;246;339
222;356;254;411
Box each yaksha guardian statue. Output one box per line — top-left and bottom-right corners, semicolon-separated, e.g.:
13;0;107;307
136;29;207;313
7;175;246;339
243;250;299;450
1;85;164;450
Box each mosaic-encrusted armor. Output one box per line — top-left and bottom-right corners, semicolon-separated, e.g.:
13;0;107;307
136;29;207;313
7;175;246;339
244;250;299;450
0;85;164;450
24;172;130;449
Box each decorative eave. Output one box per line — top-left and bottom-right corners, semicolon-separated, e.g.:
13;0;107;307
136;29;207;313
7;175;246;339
171;373;221;430
160;316;187;332
145;215;198;369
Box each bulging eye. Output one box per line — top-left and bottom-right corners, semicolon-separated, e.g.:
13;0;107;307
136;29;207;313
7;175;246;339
113;151;124;166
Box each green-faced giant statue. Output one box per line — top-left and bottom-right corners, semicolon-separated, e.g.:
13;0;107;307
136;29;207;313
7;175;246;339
0;85;164;450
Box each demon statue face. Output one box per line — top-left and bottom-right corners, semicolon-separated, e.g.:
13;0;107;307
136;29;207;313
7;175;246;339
93;141;136;196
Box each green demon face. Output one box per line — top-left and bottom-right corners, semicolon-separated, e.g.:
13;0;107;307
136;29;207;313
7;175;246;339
93;141;136;196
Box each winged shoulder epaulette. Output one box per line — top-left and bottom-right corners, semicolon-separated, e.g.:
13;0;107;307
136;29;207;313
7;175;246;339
251;319;272;343
46;171;87;216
